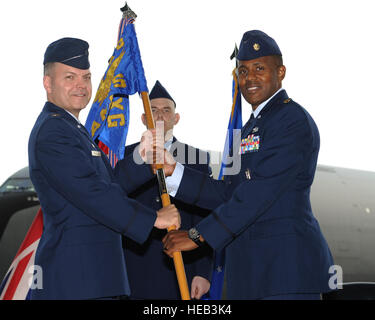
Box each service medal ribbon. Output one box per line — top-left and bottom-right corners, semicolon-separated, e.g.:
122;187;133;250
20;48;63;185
240;134;260;154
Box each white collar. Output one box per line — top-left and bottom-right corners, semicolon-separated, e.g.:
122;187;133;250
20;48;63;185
252;88;284;119
164;137;174;152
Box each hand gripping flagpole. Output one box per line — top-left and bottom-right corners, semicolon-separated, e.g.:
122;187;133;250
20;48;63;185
120;3;191;300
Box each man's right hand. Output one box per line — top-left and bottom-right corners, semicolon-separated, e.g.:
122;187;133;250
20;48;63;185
139;129;164;165
154;204;181;230
139;129;177;177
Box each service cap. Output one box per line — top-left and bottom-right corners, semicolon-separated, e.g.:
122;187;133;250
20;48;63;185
43;37;90;69
237;30;282;61
149;80;176;107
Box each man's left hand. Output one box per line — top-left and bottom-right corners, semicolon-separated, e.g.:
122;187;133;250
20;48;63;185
191;276;210;300
162;230;198;257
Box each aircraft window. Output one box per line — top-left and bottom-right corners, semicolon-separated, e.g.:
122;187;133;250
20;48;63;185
0;178;35;194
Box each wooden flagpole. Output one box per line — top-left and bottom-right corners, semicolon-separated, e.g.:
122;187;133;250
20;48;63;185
140;92;191;300
120;2;190;300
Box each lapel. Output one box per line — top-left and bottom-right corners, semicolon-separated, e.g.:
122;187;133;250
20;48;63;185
171;136;179;158
170;137;194;168
241;90;289;139
44;102;92;139
44;102;115;179
44;102;79;125
241;114;256;139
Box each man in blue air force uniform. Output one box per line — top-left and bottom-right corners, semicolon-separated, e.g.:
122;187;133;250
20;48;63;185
28;38;180;299
142;30;335;299
114;81;213;299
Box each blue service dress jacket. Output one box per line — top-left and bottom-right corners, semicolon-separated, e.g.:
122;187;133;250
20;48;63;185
114;139;213;299
173;90;335;299
28;102;158;300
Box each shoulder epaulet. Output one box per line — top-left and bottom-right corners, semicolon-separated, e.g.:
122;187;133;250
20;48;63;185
49;113;61;118
283;98;292;104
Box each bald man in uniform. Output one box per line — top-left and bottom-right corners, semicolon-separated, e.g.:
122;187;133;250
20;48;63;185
115;81;212;299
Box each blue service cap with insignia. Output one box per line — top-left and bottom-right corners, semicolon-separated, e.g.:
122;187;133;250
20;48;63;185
149;80;176;107
43;37;90;70
237;30;282;61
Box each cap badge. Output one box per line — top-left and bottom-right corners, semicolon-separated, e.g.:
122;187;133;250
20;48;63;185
253;43;260;51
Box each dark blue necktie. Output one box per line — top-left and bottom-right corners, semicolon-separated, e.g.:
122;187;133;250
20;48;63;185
241;113;255;138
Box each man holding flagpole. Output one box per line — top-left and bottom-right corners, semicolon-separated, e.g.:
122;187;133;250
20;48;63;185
143;30;334;300
115;80;212;299
27;37;180;299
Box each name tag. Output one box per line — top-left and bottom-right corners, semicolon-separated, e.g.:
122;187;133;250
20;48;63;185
91;150;101;157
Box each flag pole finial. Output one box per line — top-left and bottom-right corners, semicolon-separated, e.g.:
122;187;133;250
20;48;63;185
230;44;239;67
120;2;137;20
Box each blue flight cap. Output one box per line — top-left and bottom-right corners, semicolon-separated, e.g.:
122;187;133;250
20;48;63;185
43;37;90;69
149;80;176;107
237;30;282;61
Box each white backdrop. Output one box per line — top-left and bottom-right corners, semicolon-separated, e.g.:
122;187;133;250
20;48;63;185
1;0;374;185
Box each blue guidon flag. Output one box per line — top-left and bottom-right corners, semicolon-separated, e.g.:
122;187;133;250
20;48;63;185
85;6;148;167
204;66;242;300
